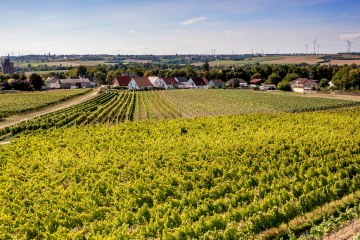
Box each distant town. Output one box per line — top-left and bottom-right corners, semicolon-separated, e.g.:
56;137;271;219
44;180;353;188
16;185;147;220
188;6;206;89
1;52;359;93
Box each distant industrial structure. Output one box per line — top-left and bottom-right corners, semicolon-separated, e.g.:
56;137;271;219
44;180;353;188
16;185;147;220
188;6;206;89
1;56;14;75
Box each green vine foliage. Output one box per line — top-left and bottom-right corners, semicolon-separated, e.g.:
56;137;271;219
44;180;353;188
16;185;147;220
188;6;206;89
0;106;359;238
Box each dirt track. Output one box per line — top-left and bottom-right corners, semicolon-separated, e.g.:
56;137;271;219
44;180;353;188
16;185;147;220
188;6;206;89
323;218;360;240
0;89;98;130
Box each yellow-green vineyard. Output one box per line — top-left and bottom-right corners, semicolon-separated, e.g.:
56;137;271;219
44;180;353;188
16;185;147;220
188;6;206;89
1;89;359;139
0;106;360;239
0;89;91;120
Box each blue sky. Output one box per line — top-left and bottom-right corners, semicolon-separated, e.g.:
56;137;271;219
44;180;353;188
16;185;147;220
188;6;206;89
0;0;359;55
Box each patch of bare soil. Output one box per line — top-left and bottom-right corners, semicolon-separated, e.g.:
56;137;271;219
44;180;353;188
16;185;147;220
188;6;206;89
299;93;360;102
323;218;360;240
265;55;323;64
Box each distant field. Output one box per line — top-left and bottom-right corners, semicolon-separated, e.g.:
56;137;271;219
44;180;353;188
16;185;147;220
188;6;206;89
323;59;360;65
0;89;91;119
192;56;324;66
265;55;323;64
122;59;152;64
192;57;283;67
193;55;360;66
15;60;110;68
25;70;68;76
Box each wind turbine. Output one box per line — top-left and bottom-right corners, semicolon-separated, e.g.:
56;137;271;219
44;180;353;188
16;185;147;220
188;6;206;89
304;42;310;54
345;41;354;53
261;49;264;56
316;43;321;54
250;49;254;55
313;38;318;54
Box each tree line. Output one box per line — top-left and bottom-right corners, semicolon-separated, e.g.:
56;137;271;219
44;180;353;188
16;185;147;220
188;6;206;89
1;62;359;91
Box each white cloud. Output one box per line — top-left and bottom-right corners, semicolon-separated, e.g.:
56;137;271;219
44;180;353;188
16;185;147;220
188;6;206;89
224;30;234;34
129;29;139;34
180;17;207;26
339;33;360;41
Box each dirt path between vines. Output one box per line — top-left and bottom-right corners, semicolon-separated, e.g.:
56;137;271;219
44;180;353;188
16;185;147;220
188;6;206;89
0;89;99;130
323;218;360;240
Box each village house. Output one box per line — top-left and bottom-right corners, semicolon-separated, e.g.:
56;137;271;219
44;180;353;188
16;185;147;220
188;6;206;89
161;77;178;89
290;78;318;93
226;78;248;88
208;79;225;88
46;77;93;89
46;77;61;89
260;84;277;90
175;77;188;88
249;79;264;89
188;77;209;89
148;76;165;88
59;77;92;89
128;77;153;90
112;76;132;88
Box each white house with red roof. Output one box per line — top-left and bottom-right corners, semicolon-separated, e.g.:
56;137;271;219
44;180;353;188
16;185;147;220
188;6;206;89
112;76;132;88
148;76;165;88
128;77;153;90
290;78;318;93
188;77;209;89
161;77;178;89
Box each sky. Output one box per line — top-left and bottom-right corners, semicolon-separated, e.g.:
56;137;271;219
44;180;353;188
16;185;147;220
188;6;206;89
0;0;359;55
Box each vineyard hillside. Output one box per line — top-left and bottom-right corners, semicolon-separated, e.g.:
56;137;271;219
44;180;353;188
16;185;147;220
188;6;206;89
0;107;359;238
1;90;359;140
0;89;91;120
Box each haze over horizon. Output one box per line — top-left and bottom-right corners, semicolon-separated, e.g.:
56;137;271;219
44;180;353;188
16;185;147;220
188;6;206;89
1;0;359;55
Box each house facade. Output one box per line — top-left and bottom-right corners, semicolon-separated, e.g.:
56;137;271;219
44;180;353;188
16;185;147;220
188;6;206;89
46;77;61;89
249;79;264;88
208;79;225;88
128;77;153;90
260;84;276;90
59;78;92;89
112;76;132;88
148;76;165;88
175;77;188;88
161;77;178;89
188;77;209;89
290;78;318;93
226;78;248;88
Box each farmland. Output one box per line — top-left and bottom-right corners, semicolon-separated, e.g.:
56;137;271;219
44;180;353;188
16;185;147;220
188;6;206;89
192;55;360;67
192;56;323;67
14;60;109;68
0;106;359;238
1;90;359;139
0;89;91;120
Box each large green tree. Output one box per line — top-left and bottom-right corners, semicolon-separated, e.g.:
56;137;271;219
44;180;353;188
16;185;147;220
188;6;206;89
29;73;43;90
203;60;210;72
266;73;281;85
94;71;107;85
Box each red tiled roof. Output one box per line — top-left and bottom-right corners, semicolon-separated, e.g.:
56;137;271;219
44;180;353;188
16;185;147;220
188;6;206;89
249;79;263;84
162;77;178;85
191;77;208;86
113;76;132;86
133;77;153;87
